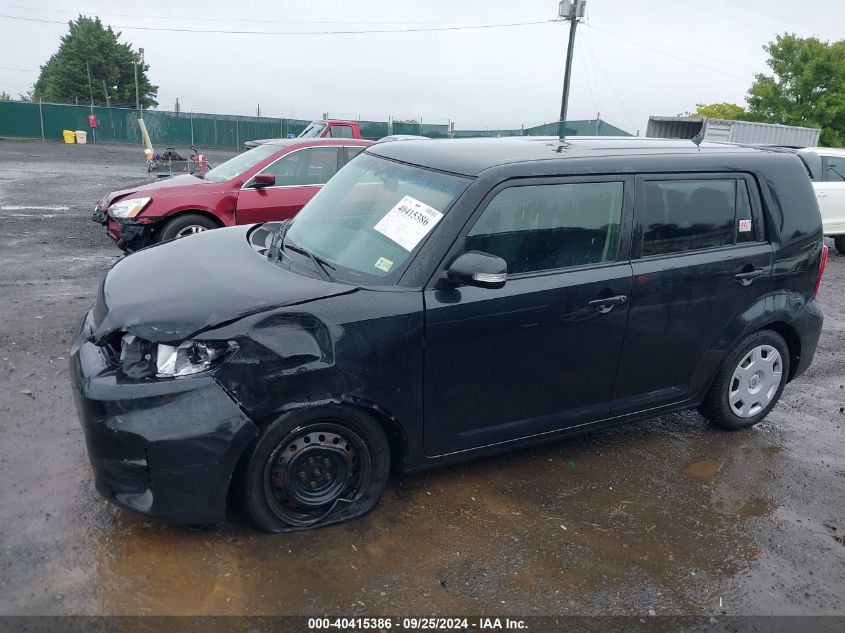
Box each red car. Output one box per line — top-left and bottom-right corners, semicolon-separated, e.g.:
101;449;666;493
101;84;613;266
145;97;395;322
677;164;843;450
93;138;372;251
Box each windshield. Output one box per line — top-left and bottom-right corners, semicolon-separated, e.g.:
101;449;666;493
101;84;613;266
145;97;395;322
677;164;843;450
298;122;327;138
204;144;278;183
284;153;470;283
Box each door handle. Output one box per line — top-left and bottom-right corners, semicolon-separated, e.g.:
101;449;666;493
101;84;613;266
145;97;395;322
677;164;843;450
588;294;628;314
734;268;765;286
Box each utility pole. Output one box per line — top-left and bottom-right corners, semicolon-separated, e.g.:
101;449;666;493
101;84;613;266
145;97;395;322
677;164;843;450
135;47;144;118
85;62;95;111
134;62;141;114
101;79;110;108
86;62;97;143
557;0;586;138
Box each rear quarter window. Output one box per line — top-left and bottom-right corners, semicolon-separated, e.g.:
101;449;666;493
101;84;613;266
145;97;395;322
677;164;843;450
639;177;763;256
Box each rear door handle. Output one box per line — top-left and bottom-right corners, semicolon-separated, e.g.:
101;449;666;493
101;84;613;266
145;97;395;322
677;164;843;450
734;268;765;285
588;295;628;314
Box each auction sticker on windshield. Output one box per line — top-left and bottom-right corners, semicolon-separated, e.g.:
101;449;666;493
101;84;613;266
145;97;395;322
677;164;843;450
373;195;443;251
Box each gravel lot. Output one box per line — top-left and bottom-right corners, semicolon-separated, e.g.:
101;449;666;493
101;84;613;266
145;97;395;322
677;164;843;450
0;138;843;617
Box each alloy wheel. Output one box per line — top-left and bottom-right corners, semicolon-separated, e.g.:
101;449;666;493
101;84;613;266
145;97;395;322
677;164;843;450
174;225;208;238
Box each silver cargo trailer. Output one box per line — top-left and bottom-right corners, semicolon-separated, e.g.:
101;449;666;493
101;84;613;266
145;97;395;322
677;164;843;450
647;116;821;147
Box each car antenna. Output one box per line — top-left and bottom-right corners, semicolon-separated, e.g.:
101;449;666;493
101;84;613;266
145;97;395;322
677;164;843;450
691;128;704;152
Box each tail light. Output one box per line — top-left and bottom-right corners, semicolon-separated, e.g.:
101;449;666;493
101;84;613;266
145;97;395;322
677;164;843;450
813;244;828;297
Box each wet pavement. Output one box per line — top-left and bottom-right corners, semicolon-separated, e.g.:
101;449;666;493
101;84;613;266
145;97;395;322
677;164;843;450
0;139;843;617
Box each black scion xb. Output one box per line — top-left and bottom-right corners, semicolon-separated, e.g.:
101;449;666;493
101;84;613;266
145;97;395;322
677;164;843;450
70;137;827;533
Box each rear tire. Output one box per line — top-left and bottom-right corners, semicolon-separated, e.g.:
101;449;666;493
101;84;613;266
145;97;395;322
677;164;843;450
240;406;390;533
159;213;218;242
834;235;845;254
699;329;790;430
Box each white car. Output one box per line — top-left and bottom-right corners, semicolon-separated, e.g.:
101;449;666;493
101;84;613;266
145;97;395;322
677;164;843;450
797;147;845;253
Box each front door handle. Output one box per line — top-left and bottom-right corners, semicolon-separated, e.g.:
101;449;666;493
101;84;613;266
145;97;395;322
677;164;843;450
734;268;765;286
588;294;628;314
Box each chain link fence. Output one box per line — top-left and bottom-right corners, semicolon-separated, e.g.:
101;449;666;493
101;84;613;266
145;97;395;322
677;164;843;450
0;99;631;148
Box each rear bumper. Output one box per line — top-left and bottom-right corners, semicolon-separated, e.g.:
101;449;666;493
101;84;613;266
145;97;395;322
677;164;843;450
69;310;259;525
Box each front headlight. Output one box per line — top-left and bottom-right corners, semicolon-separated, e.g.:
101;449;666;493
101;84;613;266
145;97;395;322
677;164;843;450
119;334;236;378
155;340;238;378
108;196;152;219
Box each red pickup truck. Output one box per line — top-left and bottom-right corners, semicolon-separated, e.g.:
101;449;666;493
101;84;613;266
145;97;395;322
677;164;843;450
244;119;362;149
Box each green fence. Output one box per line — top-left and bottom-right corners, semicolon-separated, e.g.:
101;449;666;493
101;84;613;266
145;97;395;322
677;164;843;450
0;100;631;147
0;100;318;148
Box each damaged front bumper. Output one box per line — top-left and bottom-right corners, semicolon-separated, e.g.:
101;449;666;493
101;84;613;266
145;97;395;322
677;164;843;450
69;309;259;525
106;218;157;252
93;203;157;252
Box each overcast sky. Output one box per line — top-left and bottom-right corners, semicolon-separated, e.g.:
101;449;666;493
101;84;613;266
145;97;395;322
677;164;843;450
1;0;843;134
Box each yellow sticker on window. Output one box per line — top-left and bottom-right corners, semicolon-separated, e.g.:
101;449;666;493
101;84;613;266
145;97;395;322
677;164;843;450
374;257;394;273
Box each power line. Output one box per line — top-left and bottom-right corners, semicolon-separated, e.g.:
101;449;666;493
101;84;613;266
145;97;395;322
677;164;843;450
721;0;843;37
587;24;759;73
0;13;554;36
585;23;753;83
0;65;36;71
0;4;546;27
577;34;598;116
581;25;638;131
673;0;786;35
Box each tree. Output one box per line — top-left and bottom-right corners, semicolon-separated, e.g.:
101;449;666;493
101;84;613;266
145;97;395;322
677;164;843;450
746;34;845;146
691;102;747;120
33;15;157;108
0;91;11;101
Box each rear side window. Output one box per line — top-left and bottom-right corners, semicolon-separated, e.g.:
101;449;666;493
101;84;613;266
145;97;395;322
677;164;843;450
822;156;845;182
640;178;761;256
346;146;366;162
466;181;624;274
330;125;354;139
265;147;339;186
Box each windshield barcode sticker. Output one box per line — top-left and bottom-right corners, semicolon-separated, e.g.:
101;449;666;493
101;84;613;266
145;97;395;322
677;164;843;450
373;195;443;251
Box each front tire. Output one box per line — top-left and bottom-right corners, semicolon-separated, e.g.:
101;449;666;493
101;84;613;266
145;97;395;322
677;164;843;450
699;329;790;430
834;235;845;254
240;406;390;533
159;213;218;242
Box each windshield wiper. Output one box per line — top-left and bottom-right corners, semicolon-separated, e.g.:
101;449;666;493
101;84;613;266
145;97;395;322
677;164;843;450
284;241;335;281
268;219;292;261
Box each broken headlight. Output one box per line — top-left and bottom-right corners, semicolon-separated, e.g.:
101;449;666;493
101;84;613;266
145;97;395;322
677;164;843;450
120;334;237;379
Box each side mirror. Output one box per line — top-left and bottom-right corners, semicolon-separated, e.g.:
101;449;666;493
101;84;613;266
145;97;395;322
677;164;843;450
252;172;275;188
446;251;508;289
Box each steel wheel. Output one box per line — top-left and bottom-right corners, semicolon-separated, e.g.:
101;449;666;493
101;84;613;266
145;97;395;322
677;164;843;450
262;423;372;527
174;224;208;238
728;344;783;418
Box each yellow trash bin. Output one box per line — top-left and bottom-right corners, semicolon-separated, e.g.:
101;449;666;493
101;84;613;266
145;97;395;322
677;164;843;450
62;130;76;144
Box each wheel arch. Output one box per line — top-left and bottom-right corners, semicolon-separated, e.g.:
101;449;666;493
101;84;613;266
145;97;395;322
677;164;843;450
345;401;409;476
761;320;801;381
246;396;409;475
161;208;225;229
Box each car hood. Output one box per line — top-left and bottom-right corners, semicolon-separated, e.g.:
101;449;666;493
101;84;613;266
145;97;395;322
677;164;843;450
92;224;356;343
100;174;230;208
